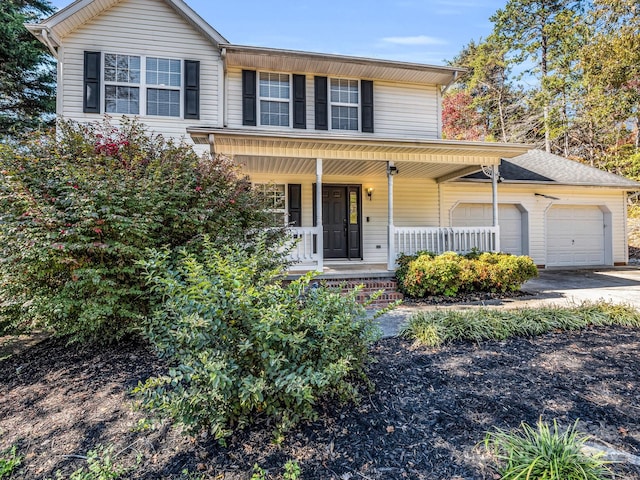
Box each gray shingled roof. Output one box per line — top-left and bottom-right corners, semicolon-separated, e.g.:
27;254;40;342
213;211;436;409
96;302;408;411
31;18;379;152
463;149;640;188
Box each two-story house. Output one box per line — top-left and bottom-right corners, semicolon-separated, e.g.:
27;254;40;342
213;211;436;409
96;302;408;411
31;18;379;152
27;0;639;272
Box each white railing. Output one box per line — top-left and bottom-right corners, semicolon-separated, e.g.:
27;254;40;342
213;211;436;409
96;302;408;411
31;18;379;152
394;226;500;257
286;226;321;268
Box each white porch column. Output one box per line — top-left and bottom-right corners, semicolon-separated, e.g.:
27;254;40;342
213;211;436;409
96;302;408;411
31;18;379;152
387;161;395;270
315;158;323;272
491;165;500;252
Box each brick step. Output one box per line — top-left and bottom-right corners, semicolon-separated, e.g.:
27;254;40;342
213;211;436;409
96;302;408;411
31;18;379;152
320;276;403;308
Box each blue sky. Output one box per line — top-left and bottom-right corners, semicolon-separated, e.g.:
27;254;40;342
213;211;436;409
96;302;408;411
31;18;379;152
49;0;506;66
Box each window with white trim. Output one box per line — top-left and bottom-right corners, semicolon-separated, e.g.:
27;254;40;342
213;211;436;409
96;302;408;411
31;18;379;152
103;54;182;117
104;54;140;114
146;57;181;117
255;183;287;225
330;78;359;130
259;73;290;126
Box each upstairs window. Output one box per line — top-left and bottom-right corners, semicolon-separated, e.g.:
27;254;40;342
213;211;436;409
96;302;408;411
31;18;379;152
104;54;140;114
102;54;182;117
146;57;181;117
259;73;290;127
330;78;359;131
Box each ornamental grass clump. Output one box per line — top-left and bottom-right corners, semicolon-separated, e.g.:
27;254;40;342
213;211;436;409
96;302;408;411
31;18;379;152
400;301;640;347
484;419;613;480
135;237;381;442
0;118;285;343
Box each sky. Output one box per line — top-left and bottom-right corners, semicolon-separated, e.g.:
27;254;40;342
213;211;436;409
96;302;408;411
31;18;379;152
48;0;507;66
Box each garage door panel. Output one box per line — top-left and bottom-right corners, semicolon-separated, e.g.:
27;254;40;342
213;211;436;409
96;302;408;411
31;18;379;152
452;203;522;255
547;205;604;267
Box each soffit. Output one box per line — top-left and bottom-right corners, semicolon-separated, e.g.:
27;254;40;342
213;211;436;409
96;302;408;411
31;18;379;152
237;157;479;179
223;45;463;85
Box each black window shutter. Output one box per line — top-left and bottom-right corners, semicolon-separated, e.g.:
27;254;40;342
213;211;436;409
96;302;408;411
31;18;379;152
361;80;374;133
83;51;101;113
288;184;302;226
314;76;328;130
292;74;306;129
184;60;200;119
242;70;257;126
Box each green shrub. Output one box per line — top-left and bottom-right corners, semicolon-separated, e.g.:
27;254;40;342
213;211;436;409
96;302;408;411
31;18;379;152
396;251;537;297
484;419;613;480
0;118;284;343
400;301;640;347
134;237;381;441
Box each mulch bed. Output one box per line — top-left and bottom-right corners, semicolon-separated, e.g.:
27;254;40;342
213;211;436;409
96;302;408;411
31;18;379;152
2;327;640;479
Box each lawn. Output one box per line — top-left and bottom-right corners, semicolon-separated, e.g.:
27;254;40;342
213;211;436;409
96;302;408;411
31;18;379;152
2;322;640;479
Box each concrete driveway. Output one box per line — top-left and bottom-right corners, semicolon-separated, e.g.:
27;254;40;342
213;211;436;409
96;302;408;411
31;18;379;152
376;267;640;337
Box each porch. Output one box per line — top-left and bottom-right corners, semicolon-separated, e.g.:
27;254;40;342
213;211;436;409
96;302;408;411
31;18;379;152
188;128;528;272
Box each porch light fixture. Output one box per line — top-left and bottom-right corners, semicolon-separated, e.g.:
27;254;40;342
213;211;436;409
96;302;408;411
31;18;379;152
388;165;399;176
366;187;374;200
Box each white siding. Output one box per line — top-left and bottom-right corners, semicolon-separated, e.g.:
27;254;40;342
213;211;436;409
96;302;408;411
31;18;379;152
374;81;439;138
58;0;222;152
226;68;440;139
441;183;628;266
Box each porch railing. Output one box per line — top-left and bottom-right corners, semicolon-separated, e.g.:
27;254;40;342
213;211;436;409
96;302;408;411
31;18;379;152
394;226;500;257
286;226;321;268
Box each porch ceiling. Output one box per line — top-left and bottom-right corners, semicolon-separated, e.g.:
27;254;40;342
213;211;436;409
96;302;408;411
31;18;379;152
188;128;532;165
238;156;482;179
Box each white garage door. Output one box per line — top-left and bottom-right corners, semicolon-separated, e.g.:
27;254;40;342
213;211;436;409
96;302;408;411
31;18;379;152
546;205;604;267
452;204;523;255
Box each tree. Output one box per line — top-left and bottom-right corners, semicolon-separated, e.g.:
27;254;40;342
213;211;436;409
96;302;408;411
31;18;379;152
491;0;587;153
442;90;488;141
448;37;527;143
0;0;56;137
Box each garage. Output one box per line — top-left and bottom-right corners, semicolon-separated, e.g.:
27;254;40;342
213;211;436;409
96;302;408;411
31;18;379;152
452;203;525;255
546;205;607;267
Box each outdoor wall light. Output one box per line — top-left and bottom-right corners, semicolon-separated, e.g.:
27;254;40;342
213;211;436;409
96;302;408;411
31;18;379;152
366;187;374;200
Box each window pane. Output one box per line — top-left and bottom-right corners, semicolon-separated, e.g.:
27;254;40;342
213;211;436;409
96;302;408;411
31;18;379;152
104;54;140;84
255;184;286;211
146;57;181;87
259;72;289;99
105;85;139;114
330;78;358;104
260;100;289;126
331;105;358;130
147;88;180;117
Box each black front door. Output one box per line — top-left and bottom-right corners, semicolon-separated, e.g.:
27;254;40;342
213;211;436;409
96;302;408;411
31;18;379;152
320;185;361;259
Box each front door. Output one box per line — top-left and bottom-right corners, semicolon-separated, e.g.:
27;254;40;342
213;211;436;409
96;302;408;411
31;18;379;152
319;185;362;259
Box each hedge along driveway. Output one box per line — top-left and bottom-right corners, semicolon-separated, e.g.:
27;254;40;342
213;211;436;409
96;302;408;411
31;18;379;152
376;267;640;337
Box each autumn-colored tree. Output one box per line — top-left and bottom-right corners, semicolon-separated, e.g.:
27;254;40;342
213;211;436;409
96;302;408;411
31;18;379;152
442;90;488;141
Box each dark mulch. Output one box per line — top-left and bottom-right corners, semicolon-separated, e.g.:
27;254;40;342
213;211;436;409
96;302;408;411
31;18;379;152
401;289;532;306
2;327;640;479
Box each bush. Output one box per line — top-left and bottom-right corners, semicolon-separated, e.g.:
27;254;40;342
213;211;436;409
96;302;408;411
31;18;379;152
396;251;537;297
134;237;381;441
0;118;285;343
484;419;613;480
